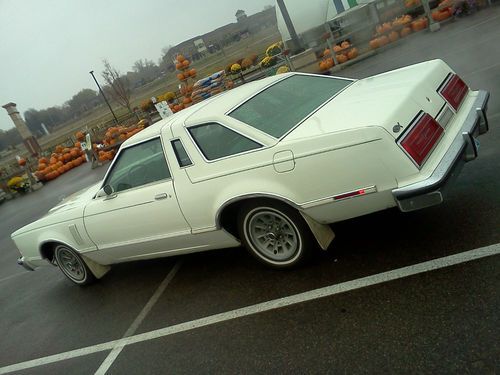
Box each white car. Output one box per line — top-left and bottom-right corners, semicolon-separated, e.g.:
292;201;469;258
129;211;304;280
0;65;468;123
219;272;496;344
12;60;489;285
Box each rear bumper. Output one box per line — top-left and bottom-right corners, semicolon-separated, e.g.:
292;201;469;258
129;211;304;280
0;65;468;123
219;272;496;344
17;256;36;271
393;90;489;212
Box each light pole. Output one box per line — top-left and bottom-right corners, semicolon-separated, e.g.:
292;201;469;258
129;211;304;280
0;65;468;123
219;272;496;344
89;70;119;124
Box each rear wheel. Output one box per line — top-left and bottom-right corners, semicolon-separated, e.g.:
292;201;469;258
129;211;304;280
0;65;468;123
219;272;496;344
54;244;96;286
237;200;314;268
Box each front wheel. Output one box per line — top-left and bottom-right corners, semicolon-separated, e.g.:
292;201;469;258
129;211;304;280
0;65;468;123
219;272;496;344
237;200;314;268
54;244;96;286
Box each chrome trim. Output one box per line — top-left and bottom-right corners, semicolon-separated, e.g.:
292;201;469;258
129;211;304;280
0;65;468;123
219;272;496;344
17;256;35;271
393;90;489;206
225;72;356;140
68;224;84;245
185;121;267;164
300;186;377;209
214;193;301;229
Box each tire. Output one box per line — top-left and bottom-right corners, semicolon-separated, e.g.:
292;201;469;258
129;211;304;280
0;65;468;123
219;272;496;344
53;244;96;286
237;200;314;269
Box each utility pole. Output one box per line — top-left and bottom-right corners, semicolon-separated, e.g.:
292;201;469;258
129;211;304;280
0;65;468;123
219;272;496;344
276;0;303;53
89;70;119;124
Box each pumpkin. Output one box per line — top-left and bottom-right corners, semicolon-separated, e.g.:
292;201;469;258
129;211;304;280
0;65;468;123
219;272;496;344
189;68;197;77
319;60;328;71
177;73;185;81
182;59;190;68
241;58;253;69
347;48;359;60
55;145;64;153
39;157;48;164
400;26;412;37
175;62;183;70
176;54;185;63
325;57;334;69
183;97;192;105
389;31;399;42
378;35;390;46
323;48;331;57
63;153;71;162
49;157;57;165
18;158;26;166
340;41;350;49
336;53;348;64
38;163;47;171
75;132;85;141
369;39;380;49
333;45;342;53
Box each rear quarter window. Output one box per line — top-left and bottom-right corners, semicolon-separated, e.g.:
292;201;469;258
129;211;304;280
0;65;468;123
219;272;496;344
188;123;261;161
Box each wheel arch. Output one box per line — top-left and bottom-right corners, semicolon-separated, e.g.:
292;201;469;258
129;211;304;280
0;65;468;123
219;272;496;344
216;194;300;237
216;194;335;250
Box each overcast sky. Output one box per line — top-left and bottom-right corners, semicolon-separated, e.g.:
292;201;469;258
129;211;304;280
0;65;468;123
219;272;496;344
0;0;273;130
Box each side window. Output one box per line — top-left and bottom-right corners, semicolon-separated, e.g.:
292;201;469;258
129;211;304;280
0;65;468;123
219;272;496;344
104;138;171;193
188;123;261;161
171;139;192;167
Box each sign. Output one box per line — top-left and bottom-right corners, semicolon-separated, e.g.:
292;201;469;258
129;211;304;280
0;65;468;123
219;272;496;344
155;101;174;119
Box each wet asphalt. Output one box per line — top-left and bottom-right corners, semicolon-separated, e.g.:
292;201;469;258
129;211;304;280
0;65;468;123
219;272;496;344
1;8;499;375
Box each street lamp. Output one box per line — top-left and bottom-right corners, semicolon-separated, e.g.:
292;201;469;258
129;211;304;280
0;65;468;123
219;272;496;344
89;70;119;124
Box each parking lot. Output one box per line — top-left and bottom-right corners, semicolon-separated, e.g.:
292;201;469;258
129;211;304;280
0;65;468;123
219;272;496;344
1;8;499;375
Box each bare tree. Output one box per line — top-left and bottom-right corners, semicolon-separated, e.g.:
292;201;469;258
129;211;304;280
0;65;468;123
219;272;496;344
101;59;133;113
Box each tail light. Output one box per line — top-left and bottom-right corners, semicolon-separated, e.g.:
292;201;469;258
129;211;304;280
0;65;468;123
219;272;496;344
398;112;443;168
438;74;469;111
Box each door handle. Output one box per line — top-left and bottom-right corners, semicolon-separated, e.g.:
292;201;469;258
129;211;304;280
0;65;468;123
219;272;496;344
155;193;169;200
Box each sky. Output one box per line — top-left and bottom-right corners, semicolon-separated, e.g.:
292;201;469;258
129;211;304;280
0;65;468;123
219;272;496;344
0;0;273;130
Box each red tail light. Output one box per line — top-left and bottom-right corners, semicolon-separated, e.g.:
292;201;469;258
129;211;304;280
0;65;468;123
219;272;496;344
399;113;443;167
439;74;468;111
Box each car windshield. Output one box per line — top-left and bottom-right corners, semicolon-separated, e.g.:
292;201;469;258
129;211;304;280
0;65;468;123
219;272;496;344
229;75;352;138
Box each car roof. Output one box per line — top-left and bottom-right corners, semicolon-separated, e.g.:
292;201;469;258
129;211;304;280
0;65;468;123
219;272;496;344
121;73;292;148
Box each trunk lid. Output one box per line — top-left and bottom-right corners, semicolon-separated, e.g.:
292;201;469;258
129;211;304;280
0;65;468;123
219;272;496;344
285;60;452;140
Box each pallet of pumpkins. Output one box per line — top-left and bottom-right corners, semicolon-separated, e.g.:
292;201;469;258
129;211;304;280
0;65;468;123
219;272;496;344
369;15;428;50
318;41;358;72
96;123;144;163
35;144;86;182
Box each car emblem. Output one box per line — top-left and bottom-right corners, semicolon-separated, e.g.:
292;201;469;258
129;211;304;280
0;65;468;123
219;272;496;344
393;123;403;133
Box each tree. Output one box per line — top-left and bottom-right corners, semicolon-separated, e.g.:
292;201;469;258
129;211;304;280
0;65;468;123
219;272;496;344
67;88;100;117
101;59;133;113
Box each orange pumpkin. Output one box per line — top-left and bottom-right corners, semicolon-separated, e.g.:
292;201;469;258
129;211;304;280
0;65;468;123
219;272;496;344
369;39;380;49
75;131;85;141
189;68;197;77
182;97;192;105
400;27;412;37
347;48;359;60
38;163;47;171
39;157;48;164
182;60;190;68
175;62;183;70
177;73;185;81
378;35;390;46
340;41;350;49
389;31;399;42
74;141;81;148
336;53;348;64
176;54;185;63
323;48;331;57
325;57;334;69
333;45;342;53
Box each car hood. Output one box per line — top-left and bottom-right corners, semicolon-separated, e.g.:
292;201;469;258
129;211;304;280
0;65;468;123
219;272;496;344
11;182;101;237
285;59;450;140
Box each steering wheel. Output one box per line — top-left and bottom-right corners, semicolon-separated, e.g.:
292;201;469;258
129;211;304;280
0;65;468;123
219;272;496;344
127;164;149;187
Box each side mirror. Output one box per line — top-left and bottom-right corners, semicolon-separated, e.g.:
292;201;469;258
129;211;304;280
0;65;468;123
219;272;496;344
96;185;114;198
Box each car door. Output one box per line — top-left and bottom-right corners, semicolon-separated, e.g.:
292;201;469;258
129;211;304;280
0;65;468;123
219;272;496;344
83;137;192;261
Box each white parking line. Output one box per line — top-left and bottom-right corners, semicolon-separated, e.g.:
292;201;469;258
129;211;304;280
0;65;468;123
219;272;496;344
0;272;26;284
94;260;182;375
0;243;498;375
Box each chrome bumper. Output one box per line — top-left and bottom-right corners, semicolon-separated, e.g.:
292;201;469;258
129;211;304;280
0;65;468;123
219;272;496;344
17;256;36;271
393;90;490;212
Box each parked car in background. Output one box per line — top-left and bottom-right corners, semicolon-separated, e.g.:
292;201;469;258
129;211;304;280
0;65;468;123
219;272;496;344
12;60;489;285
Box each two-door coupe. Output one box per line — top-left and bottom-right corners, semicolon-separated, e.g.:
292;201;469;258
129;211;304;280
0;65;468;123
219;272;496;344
12;60;489;285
